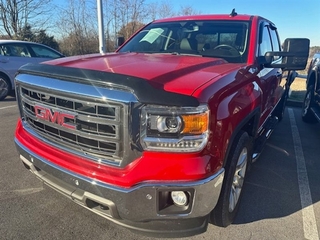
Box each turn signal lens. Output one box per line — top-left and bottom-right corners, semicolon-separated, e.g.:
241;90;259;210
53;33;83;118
181;113;208;134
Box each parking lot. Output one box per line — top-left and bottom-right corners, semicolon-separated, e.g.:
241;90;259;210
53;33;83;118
1;96;320;240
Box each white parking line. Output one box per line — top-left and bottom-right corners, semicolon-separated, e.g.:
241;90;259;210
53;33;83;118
0;105;16;110
288;108;319;240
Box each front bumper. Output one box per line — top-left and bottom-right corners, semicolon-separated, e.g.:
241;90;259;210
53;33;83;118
15;138;224;237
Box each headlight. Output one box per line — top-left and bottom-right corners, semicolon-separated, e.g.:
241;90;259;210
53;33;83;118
140;104;209;152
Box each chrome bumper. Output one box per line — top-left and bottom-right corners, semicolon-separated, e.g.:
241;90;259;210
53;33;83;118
15;138;224;237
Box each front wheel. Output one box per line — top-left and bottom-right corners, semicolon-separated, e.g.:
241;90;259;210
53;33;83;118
210;131;251;227
302;85;317;123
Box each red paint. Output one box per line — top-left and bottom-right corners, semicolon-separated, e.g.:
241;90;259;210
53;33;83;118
16;120;218;188
34;105;77;130
16;14;290;187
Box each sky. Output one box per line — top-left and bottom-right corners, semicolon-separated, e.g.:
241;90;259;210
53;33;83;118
54;0;319;47
165;0;320;46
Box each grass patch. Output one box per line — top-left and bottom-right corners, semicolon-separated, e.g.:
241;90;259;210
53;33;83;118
289;90;305;101
289;77;306;102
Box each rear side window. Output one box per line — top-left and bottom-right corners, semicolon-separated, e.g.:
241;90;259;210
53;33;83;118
0;43;31;57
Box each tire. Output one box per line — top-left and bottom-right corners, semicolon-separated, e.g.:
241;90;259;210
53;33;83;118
302;85;317;123
210;131;251;227
0;74;11;101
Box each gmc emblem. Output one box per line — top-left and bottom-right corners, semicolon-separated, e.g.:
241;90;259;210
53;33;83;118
34;105;77;130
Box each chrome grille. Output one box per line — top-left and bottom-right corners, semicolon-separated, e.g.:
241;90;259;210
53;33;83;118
19;85;127;165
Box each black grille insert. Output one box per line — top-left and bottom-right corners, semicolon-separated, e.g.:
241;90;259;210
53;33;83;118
20;87;125;163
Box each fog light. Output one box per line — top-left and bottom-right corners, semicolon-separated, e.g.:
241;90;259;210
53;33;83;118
171;191;188;206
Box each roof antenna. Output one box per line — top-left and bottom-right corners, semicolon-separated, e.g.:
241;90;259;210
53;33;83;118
230;8;237;17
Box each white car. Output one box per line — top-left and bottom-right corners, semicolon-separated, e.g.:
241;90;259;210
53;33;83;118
0;40;64;100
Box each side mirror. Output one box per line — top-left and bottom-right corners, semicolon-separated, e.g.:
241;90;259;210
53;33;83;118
117;36;125;48
264;38;310;70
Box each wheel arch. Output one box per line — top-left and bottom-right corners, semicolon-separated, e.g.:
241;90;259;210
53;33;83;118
307;69;317;89
222;107;260;168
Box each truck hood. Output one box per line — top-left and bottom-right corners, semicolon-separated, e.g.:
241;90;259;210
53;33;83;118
45;52;243;96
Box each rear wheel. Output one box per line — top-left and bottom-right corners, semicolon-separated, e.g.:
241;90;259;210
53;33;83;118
0;75;11;101
210;131;251;227
302;85;317;123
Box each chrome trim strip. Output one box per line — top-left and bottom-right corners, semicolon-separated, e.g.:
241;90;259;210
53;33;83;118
16;73;138;104
20;121;122;166
21;94;120;125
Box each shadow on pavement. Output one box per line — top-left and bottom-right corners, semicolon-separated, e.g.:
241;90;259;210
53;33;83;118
234;107;320;225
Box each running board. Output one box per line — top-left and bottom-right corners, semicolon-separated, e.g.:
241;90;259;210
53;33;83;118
252;116;278;162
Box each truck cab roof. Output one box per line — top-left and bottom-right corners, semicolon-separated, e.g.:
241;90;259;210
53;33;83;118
153;14;269;23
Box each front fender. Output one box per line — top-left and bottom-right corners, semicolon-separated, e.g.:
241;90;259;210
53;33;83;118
210;80;261;168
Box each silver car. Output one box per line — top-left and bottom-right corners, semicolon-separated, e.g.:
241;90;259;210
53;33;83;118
0;40;64;100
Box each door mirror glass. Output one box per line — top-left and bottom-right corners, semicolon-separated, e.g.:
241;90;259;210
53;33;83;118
264;38;310;70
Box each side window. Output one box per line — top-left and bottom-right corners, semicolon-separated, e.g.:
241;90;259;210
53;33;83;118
16;44;31;57
0;43;31;57
0;45;4;56
1;44;15;56
269;29;281;61
259;25;272;57
30;45;61;58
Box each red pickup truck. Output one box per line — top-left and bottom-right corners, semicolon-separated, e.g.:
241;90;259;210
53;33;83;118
14;12;309;237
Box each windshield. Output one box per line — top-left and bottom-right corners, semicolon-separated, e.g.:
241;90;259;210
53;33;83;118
119;20;250;63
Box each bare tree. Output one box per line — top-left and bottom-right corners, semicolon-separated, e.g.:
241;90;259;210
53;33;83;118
56;0;204;54
178;5;202;16
126;0;148;37
0;0;53;39
146;1;201;21
104;0;148;51
118;0;147;39
118;21;145;40
57;0;99;55
156;0;176;19
144;0;175;21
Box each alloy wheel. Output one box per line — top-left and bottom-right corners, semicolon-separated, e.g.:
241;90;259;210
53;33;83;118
229;147;248;212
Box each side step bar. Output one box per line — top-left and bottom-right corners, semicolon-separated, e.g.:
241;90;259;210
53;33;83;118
252;116;278;162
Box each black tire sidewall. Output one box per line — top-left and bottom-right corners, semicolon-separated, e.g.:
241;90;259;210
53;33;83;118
302;85;317;123
210;131;251;227
0;75;11;101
